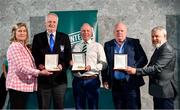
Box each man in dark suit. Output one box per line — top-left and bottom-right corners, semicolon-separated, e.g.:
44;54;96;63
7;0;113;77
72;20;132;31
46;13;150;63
32;13;72;109
102;22;148;109
126;26;177;109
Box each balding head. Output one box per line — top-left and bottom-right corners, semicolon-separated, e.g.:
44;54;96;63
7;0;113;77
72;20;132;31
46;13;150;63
80;23;93;42
114;22;127;45
45;13;58;33
114;22;127;32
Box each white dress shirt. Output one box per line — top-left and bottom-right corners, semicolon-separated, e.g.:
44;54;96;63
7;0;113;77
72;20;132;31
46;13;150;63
72;39;107;77
47;32;56;45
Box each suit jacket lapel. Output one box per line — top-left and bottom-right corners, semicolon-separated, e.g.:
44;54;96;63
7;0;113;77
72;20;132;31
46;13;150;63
149;48;159;66
44;31;49;45
123;41;128;54
54;32;62;53
42;31;51;53
149;43;167;66
110;40;115;66
54;33;58;53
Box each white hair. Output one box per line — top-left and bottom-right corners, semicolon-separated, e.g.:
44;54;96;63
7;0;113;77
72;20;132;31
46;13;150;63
151;26;167;38
45;13;59;22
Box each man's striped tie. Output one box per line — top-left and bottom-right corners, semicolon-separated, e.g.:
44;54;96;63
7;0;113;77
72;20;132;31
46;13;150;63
82;43;87;53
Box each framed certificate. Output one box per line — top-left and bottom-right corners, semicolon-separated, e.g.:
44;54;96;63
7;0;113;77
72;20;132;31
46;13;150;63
45;54;60;71
114;54;127;70
72;52;86;71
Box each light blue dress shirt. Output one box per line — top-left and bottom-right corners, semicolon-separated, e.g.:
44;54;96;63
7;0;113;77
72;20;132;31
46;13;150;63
113;40;128;80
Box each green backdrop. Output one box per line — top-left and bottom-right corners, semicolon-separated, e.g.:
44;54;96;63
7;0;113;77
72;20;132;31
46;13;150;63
23;10;113;109
51;10;114;109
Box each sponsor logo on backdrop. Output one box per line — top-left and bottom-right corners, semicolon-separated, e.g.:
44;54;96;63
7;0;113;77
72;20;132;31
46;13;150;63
69;31;82;45
69;28;96;45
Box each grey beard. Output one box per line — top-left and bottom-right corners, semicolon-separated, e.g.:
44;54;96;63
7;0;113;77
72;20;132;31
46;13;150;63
152;42;162;48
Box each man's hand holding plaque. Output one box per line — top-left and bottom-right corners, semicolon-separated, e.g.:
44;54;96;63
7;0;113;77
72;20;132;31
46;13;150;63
72;52;86;71
114;54;127;70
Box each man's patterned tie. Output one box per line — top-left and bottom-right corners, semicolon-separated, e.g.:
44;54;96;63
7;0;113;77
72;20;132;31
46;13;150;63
82;42;87;53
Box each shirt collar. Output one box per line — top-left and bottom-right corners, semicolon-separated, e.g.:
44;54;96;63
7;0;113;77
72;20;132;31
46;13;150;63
83;38;92;44
47;31;56;37
114;39;126;48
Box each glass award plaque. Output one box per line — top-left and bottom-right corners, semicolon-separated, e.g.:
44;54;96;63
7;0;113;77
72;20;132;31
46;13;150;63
45;54;60;71
72;52;86;71
114;54;127;70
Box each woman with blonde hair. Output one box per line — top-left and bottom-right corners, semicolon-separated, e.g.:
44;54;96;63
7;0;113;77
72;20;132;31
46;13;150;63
6;22;52;109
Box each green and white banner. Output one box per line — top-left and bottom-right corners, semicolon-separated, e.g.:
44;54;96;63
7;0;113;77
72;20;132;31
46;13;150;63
52;10;98;46
51;10;99;108
51;10;98;88
29;10;113;109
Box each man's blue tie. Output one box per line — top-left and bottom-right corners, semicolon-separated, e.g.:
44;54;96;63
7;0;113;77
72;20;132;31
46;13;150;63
49;33;54;52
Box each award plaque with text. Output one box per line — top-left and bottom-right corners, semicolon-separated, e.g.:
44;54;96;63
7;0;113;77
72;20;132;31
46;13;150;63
72;52;86;71
45;54;60;71
114;54;127;70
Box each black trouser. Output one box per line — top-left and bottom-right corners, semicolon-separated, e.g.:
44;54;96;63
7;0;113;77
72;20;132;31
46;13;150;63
112;79;141;109
9;89;30;109
153;97;174;109
37;84;67;109
0;73;7;109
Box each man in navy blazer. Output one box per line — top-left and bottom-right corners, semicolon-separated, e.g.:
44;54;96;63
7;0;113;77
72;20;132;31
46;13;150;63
102;22;148;109
32;13;72;109
126;26;177;109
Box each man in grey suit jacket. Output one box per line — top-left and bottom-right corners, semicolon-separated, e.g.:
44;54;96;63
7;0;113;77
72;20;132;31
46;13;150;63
126;26;177;109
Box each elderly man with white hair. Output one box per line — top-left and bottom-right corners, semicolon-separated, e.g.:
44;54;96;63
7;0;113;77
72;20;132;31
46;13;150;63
126;26;177;109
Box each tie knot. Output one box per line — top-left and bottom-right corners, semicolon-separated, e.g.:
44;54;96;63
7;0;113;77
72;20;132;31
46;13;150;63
84;41;88;44
50;33;54;38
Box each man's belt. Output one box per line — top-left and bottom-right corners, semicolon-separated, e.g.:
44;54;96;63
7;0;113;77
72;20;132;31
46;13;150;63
78;75;97;80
